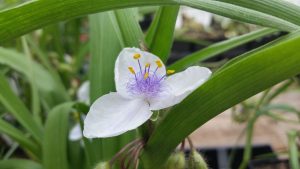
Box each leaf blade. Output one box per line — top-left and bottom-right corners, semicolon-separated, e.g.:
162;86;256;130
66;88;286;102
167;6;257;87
145;6;179;62
1;0;299;42
0;74;43;143
169;28;278;71
142;31;300;168
0;159;42;169
43;102;75;169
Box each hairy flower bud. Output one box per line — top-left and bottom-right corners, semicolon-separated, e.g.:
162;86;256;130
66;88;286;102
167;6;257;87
165;151;186;169
188;150;208;169
94;162;110;169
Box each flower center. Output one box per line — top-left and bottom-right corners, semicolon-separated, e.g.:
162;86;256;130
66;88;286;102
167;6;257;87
126;53;174;99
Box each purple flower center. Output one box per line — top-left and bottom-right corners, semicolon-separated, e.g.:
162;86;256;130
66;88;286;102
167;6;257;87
127;58;166;99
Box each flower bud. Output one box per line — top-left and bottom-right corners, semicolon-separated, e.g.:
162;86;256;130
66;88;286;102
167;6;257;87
165;151;186;169
94;162;110;169
188;150;208;169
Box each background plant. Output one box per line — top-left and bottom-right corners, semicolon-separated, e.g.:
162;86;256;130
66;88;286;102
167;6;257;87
0;0;300;169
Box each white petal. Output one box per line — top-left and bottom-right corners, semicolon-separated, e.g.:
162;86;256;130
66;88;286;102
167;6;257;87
69;124;82;141
115;48;166;98
149;66;211;110
77;81;90;104
83;92;152;138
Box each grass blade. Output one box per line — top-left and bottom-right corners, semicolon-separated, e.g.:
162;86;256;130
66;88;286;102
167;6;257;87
43;102;75;169
141;31;300;168
288;130;300;169
217;0;300;26
0;159;42;169
0;0;299;42
145;6;179;63
0;118;40;158
180;0;299;32
0;48;69;109
0;74;43;143
169;28;278;71
89;8;142;163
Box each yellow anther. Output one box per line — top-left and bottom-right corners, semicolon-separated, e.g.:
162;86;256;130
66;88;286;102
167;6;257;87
167;70;175;75
144;72;149;79
133;53;141;59
145;63;150;68
155;60;163;68
128;67;135;74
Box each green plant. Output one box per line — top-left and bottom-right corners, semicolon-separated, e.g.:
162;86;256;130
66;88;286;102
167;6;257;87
0;0;300;169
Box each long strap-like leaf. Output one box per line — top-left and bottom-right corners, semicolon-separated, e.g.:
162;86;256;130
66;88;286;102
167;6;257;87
0;74;43;143
141;31;300;169
43;102;75;169
0;159;42;169
169;28;278;71
0;0;299;42
145;6;179;63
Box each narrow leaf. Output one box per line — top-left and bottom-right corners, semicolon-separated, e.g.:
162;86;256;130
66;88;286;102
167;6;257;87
88;8;142;163
217;0;300;26
169;28;277;71
288;130;300;169
145;6;179;62
0;0;299;42
43;102;75;169
0;48;69;109
0;159;42;169
0;74;43;143
0;118;40;158
142;31;300;168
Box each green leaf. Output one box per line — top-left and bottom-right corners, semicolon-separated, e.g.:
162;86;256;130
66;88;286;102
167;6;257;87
0;159;42;169
0;118;40;158
0;48;69;109
88;8;142;163
89;12;121;102
261;104;300;115
288;130;300;169
111;8;144;47
43;102;75;169
264;79;294;104
217;0;300;26
0;0;299;42
169;28;277;71
141;31;300;168
0;74;43;143
145;6;179;63
180;0;299;32
25;36;54;71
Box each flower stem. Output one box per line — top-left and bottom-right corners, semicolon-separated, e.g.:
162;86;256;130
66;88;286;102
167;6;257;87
138;120;154;142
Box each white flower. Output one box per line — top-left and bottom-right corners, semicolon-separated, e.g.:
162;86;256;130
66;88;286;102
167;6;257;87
77;81;90;104
68;81;90;141
83;48;211;138
69;123;82;141
69;115;86;141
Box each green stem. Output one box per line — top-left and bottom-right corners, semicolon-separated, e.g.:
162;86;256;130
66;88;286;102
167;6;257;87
264;79;293;104
21;36;42;127
238;89;270;169
238;114;258;169
139;120;154;142
288;130;300;169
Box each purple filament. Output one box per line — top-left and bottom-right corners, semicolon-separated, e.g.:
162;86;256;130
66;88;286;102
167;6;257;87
127;62;165;99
